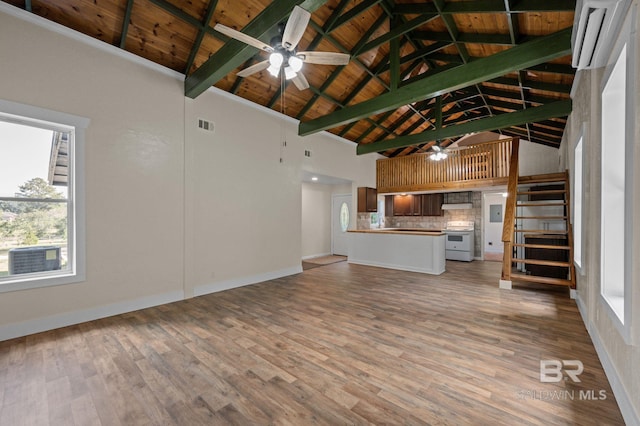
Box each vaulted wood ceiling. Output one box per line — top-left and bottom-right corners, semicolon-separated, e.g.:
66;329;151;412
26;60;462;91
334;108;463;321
4;0;576;156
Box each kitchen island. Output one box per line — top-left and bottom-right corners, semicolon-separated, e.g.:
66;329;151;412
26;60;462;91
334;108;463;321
347;229;446;275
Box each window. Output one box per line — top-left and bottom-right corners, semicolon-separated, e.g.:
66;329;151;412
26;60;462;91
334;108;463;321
573;136;583;269
599;8;635;343
0;100;87;292
339;202;349;232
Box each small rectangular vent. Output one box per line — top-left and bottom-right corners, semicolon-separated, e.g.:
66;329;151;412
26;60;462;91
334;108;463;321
198;119;214;132
304;150;312;157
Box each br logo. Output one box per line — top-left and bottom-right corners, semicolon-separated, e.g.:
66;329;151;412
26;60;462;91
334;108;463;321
540;360;584;383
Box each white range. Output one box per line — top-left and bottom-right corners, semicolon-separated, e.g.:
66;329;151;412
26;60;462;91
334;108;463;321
443;220;475;262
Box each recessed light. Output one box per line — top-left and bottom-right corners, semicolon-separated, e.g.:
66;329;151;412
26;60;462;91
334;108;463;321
311;176;318;181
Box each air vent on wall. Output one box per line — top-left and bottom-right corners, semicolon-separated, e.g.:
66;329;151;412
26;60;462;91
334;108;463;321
571;0;631;69
197;118;215;132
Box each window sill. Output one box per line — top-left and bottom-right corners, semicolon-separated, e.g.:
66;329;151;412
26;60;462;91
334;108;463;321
0;271;84;293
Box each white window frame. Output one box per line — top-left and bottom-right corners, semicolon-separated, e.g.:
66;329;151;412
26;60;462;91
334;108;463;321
0;99;88;293
598;6;636;344
573;132;584;271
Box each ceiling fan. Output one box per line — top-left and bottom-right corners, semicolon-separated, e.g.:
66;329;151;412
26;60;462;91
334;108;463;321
214;6;350;90
429;144;449;161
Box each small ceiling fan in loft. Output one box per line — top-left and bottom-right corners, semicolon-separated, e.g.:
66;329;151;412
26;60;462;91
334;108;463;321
214;6;351;91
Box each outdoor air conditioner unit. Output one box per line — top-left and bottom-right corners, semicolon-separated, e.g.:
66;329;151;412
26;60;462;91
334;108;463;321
572;0;631;69
8;246;61;275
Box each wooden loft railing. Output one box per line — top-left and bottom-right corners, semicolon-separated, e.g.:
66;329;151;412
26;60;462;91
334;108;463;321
376;138;515;193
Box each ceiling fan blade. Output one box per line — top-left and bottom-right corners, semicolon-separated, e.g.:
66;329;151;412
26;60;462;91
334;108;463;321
291;72;309;91
236;60;270;78
282;6;310;51
214;24;273;53
298;51;350;65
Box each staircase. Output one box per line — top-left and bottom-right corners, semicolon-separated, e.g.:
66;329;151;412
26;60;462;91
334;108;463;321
505;172;576;290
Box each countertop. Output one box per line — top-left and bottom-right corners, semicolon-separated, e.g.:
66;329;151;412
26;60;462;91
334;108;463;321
348;228;445;236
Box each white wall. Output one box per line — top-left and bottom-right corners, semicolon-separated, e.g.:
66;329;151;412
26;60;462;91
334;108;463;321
301;182;333;259
518;140;562;176
0;6;377;338
560;3;640;424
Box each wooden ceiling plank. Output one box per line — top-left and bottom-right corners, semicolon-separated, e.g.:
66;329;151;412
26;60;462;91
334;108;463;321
299;28;572;136
504;0;521;44
296;12;388;119
185;0;329;98
331;0;384;31
184;0;220;74
148;0;206;31
119;0;135;49
390;17;401;90
356;100;572;154
394;0;575;14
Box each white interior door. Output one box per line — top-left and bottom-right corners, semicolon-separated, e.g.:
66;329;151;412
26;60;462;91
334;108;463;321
332;194;351;256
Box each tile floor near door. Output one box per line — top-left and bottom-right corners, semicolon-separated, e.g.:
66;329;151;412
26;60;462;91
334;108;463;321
0;261;624;425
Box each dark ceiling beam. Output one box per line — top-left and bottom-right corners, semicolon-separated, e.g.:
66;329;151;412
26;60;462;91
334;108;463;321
527;63;575;75
299;28;572;136
377;42;451;73
393;0;576;14
530;123;564;138
536;119;568;131
487;77;572;94
185;0;329;98
25;0;32;12
501;128;560;147
412;31;521;46
331;0;384;30
184;0;219;74
355;14;437;55
482;86;565;105
119;0;135;49
356;100;572;154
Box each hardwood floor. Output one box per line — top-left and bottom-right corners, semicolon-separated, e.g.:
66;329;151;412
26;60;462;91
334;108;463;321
0;261;624;425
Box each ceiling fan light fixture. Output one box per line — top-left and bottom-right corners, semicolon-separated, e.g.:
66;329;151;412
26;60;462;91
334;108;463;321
269;52;284;68
288;55;303;72
284;66;297;80
429;151;447;161
267;64;280;77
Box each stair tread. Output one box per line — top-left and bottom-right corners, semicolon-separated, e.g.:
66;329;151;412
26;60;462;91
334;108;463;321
513;243;571;250
518;173;568;184
510;273;572;287
514;229;568;234
515;216;567;220
517;190;567;195
512;258;571;267
517;202;567;206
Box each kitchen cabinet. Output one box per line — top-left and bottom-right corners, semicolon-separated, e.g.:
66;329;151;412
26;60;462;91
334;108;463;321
357;187;377;212
385;195;394;216
392;194;421;216
421;193;444;216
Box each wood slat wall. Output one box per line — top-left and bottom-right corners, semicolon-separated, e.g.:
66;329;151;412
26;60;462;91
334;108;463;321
376;138;514;193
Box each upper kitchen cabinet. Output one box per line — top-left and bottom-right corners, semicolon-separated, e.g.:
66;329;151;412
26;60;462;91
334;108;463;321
392;194;422;216
422;193;444;216
357;187;377;212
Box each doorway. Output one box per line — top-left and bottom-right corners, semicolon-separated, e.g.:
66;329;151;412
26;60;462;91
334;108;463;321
331;194;351;256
